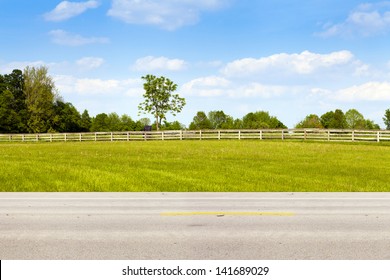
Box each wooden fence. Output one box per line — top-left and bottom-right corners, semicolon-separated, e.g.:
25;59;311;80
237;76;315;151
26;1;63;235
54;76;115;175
1;129;390;143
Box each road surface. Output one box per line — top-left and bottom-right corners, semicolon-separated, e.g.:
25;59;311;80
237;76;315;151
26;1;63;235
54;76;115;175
1;192;390;259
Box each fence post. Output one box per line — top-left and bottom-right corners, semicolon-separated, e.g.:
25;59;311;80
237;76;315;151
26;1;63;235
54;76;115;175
377;131;380;143
352;131;355;142
22;134;25;142
304;129;307;140
282;130;284;141
260;130;263;140
218;130;221;140
64;133;67;142
180;130;183;140
199;130;202;140
162;131;164;141
110;132;113;142
327;130;330;141
238;130;241;140
127;132;130;141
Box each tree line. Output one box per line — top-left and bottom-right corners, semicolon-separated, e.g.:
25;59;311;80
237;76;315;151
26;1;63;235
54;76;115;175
1;67;390;133
295;109;382;130
0;67;151;133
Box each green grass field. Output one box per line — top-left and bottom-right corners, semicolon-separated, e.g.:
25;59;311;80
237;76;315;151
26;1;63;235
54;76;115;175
1;140;390;192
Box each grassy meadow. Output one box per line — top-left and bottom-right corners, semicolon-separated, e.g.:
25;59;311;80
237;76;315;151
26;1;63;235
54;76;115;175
1;140;390;192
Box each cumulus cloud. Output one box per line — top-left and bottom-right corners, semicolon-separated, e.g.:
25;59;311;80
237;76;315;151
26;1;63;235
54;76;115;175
132;56;187;71
44;1;100;21
221;50;354;77
318;2;390;37
107;0;229;30
76;57;104;70
335;82;390;101
54;75;142;96
181;76;284;98
234;83;285;98
181;76;231;97
49;29;109;46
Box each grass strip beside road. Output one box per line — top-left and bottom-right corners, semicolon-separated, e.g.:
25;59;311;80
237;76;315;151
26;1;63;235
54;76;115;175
1;140;390;192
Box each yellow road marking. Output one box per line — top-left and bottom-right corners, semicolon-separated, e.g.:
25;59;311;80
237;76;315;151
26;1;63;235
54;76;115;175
161;211;295;217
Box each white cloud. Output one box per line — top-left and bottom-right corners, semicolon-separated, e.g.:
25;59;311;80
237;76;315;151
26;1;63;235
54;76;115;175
181;76;231;97
335;82;390;101
181;76;284;98
221;50;354;77
107;0;229;30
319;2;390;37
233;83;284;98
132;56;187;71
44;1;100;21
49;29;109;46
76;57;104;70
310;87;333;97
54;75;142;96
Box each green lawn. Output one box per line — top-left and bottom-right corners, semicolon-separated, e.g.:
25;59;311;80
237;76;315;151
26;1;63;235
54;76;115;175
1;140;390;192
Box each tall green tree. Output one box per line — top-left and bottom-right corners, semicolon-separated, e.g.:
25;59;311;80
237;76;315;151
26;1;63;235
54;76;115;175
120;114;136;131
208;110;234;129
384;109;390;130
52;101;83;132
80;110;92;132
0;90;20;132
320;109;347;129
233;118;244;129
107;113;127;131
242;111;286;129
91;113;109;132
295;114;323;129
138;75;185;130
345;109;365;129
365;119;380;130
5;70;25;114
189;111;212;130
0;69;27;132
23;66;58;133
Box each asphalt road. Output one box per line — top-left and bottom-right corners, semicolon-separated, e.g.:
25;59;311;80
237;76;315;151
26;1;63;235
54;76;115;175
1;192;390;260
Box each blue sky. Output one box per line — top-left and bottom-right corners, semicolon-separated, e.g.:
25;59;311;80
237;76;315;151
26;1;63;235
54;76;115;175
1;0;390;128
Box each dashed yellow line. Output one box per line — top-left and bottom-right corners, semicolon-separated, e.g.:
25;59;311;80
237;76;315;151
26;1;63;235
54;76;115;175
161;211;295;217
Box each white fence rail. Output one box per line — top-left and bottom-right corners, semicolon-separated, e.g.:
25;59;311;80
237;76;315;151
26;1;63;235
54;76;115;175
1;129;390;143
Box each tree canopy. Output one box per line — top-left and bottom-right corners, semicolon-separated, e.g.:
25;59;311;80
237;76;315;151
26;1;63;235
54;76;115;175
138;74;186;130
24;66;58;133
296;109;380;130
188;110;286;130
320;109;347;129
208;110;234;129
242;111;287;129
189;111;212;130
384;109;390;130
295;114;323;129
